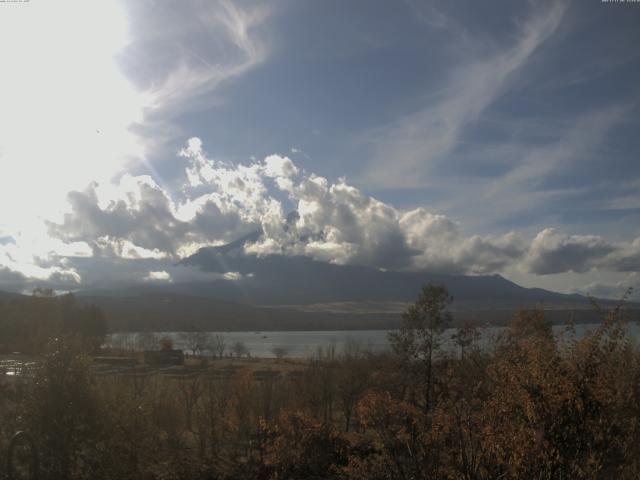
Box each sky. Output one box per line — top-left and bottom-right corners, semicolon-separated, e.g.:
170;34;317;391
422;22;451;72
0;0;639;300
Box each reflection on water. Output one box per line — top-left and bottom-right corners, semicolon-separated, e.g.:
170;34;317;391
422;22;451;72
2;323;638;376
0;355;36;377
107;323;640;359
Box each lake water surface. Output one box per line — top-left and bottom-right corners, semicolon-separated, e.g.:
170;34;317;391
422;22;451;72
107;322;640;358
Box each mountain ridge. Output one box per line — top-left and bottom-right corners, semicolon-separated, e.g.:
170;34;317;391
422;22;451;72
1;232;636;332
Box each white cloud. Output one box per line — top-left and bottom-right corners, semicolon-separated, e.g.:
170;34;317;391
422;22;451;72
223;271;243;281
524;228;616;275
453;233;526;275
138;0;270;117
362;1;568;188
5;138;637;291
0;225;85;291
263;155;300;179
602;238;640;273
48;138;528;275
48;176;187;255
144;270;172;282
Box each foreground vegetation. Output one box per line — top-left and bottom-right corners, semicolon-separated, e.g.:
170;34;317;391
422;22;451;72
0;288;106;354
0;286;638;479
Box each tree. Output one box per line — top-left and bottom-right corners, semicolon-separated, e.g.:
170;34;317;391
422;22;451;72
25;337;101;478
0;291;107;353
232;340;250;358
180;330;207;356
32;287;55;298
207;333;226;359
337;356;369;431
506;307;552;341
388;284;453;412
271;345;290;362
451;320;480;360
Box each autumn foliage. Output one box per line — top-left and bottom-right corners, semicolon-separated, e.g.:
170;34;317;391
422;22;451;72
1;284;639;479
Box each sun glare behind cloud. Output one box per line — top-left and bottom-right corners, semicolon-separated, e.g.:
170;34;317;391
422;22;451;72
0;0;142;236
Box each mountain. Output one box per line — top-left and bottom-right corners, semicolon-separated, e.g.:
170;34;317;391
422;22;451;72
178;233;593;309
0;290;22;302
3;232;636;332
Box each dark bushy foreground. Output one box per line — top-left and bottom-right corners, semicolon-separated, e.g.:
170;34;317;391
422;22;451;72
1;287;639;479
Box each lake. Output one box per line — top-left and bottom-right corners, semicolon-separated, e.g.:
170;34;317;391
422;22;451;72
107;322;640;358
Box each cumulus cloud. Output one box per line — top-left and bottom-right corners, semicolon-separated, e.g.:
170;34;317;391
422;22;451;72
0;265;29;291
602;238;640;273
223;271;243;281
453;233;526;275
28;138;640;289
144;270;172;283
46;138;529;278
518;230;640;277
0;261;82;293
0;233;84;292
246;175;419;269
399;210;526;274
524;228;616;275
48;159;262;260
49;176;184;255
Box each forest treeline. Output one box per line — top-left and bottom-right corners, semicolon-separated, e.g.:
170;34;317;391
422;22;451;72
0;288;106;353
0;285;639;479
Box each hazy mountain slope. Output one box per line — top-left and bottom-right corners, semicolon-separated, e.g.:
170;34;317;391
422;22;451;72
76;292;402;332
0;290;22;301
180;241;592;309
79;291;628;332
2;231;635;331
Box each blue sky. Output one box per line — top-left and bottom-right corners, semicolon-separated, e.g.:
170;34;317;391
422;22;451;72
0;0;639;299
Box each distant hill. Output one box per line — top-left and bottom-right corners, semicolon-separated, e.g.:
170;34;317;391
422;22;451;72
73;232;637;331
74;292;403;332
0;290;22;302
177;232;597;309
71;288;635;333
0;290;20;300
2;232;636;332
